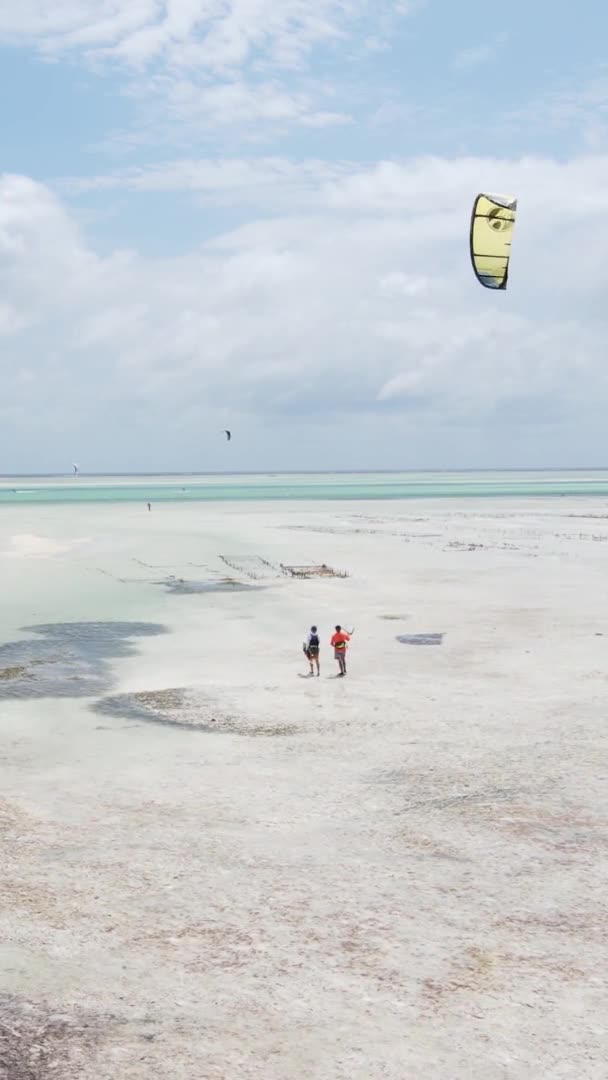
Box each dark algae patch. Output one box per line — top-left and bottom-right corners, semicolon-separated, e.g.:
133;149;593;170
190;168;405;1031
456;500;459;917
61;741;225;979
0;994;118;1080
0;995;166;1079
397;633;444;646
0;665;32;681
0;622;167;701
93;689;298;737
93;689;215;730
157;576;261;595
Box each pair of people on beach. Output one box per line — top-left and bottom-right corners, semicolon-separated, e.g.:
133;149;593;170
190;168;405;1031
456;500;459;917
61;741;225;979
303;625;352;677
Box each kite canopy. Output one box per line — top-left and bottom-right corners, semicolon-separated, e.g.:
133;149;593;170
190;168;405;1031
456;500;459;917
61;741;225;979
470;193;517;290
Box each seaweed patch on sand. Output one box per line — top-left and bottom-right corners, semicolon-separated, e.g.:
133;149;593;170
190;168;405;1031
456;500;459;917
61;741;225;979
0;663;39;681
396;633;444;646
0;994;121;1080
156;576;261;595
93;689;298;737
0;622;167;701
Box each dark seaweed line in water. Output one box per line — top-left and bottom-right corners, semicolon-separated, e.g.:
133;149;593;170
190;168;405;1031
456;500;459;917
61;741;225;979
218;554;281;581
133;558;190;570
134;557;249;570
159;577;260;594
85;565;260;594
87;567;148;584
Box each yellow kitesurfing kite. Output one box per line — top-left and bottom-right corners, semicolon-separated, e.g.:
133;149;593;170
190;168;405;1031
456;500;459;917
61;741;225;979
469;193;517;290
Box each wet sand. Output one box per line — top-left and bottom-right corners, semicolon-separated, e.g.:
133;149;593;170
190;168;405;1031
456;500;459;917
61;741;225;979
0;498;607;1078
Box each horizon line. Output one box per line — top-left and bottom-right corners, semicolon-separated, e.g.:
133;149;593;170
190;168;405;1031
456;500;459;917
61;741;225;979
3;466;608;479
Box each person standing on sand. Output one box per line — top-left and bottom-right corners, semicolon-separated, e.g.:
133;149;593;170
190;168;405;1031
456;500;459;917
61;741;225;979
303;625;321;676
331;625;352;676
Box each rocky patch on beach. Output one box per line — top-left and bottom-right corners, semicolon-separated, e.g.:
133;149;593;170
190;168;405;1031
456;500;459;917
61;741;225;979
92;688;298;738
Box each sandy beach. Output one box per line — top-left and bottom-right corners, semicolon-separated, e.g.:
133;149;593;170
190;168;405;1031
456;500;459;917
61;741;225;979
1;496;607;1078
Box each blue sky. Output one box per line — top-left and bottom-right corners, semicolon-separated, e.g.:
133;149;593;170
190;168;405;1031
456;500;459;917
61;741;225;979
1;0;608;472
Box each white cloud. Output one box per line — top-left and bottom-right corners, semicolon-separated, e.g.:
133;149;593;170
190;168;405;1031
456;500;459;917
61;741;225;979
130;74;353;134
0;1;401;68
58;150;608;221
0;2;412;142
452;35;507;72
58;157;350;208
378;271;430;298
3;152;608;469
507;71;608;150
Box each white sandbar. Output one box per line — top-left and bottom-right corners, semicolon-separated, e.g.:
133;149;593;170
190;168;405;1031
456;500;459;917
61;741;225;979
0;497;606;1078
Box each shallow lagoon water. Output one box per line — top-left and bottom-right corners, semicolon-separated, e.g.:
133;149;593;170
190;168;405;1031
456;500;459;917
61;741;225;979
3;469;608;505
0;622;167;700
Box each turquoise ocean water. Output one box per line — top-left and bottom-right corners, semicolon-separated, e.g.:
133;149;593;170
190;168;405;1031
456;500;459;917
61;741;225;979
2;470;608;505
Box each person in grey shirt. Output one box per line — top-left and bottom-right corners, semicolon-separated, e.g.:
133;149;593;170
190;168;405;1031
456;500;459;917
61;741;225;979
303;625;320;676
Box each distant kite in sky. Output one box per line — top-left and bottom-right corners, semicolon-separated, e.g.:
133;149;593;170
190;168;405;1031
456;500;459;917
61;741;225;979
72;463;79;474
470;193;517;290
223;430;231;442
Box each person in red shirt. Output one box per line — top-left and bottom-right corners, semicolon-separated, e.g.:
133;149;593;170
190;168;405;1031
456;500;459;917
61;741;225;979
330;625;352;676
